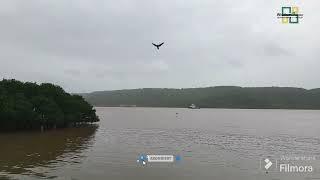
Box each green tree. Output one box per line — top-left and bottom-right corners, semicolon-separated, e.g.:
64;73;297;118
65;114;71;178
0;79;99;131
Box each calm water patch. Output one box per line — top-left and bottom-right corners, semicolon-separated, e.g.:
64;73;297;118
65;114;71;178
1;107;320;180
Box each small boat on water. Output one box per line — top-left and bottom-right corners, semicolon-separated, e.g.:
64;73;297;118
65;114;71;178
188;104;200;109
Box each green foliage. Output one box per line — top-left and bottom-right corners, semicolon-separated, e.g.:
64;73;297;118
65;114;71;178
0;79;99;131
82;86;320;109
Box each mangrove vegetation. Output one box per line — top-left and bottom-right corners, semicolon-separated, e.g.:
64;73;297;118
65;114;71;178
0;79;99;131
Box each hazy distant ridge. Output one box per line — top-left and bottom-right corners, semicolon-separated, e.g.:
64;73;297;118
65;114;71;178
81;86;320;109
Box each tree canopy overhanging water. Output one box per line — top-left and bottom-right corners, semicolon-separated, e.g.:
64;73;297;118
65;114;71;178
0;79;99;131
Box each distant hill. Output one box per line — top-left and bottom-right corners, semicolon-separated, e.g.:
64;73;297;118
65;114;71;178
81;86;320;109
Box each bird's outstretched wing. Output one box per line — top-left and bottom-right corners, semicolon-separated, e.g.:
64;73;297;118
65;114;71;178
152;42;164;50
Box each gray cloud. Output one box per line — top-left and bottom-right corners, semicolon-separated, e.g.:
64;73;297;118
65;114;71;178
64;69;82;76
261;42;291;57
0;0;319;92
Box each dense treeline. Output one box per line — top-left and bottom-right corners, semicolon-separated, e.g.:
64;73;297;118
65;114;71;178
0;79;99;131
82;86;320;109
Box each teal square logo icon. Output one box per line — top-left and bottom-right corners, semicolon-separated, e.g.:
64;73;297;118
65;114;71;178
282;7;291;15
277;6;303;24
289;15;299;23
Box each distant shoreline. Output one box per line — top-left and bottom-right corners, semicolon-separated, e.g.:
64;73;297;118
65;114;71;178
94;106;320;111
82;87;320;110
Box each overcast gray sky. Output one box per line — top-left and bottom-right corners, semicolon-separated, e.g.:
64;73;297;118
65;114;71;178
0;0;319;92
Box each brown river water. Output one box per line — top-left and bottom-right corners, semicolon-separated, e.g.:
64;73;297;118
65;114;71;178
1;107;320;180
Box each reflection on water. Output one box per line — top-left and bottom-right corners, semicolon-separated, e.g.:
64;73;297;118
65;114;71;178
0;125;98;179
1;108;320;180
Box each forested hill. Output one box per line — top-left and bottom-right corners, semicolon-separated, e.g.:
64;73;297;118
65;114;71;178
82;86;320;109
0;79;99;131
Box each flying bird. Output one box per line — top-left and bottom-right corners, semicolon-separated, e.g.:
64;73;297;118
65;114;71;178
152;42;164;50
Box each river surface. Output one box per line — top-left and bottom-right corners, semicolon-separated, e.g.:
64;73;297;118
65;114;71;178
1;107;320;180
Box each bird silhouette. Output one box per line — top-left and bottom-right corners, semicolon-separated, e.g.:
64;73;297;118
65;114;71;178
152;42;164;50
